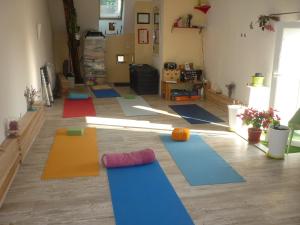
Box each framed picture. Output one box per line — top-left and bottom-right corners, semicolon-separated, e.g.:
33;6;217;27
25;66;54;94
138;29;149;44
154;13;159;24
137;13;150;24
109;22;115;31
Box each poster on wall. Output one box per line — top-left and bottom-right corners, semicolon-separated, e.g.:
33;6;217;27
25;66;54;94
138;29;149;44
137;13;150;24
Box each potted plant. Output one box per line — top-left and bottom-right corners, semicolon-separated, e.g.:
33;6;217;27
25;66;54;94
6;119;19;137
238;108;280;144
24;86;39;111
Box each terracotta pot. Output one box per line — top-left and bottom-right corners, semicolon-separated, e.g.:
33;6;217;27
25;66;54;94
248;127;262;144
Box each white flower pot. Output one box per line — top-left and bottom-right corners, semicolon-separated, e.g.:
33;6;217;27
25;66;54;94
267;125;290;159
227;105;245;131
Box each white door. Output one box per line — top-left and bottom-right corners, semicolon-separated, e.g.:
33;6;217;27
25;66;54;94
270;22;300;125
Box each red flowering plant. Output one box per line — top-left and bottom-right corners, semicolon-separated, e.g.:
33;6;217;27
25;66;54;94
238;108;280;131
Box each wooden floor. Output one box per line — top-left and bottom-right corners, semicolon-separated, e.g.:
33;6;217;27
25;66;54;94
1;87;300;225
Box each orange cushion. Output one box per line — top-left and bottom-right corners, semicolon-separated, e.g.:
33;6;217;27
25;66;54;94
172;128;190;141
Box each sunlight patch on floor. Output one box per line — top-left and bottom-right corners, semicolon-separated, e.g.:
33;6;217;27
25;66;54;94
85;116;233;137
86;116;173;132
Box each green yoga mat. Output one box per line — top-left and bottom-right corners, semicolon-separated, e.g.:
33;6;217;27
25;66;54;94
261;141;300;154
117;96;158;116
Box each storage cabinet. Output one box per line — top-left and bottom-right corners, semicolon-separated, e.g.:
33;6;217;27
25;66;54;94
129;64;159;95
0;106;45;207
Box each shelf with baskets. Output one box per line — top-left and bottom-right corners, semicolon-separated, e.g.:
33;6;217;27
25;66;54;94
161;69;205;101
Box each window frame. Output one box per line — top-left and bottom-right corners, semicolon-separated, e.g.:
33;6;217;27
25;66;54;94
99;0;124;20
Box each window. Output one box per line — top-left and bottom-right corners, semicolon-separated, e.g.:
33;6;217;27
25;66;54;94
116;55;125;64
100;0;123;20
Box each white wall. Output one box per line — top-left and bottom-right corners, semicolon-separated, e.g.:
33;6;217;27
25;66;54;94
205;0;300;104
75;0;100;31
162;0;205;68
48;0;99;73
0;0;53;143
124;0;153;34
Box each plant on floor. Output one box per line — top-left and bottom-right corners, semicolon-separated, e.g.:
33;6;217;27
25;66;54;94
238;108;280;144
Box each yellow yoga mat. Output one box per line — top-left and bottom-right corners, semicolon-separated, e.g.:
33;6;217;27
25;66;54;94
42;128;100;180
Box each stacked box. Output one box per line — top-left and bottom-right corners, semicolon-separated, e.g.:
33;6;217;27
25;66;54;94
83;36;106;82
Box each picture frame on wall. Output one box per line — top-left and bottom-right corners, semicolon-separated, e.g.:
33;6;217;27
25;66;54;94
138;29;149;44
137;13;150;24
109;22;115;31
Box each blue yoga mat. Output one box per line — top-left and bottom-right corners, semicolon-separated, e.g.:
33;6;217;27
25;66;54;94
68;92;89;100
92;89;120;98
169;104;224;124
160;134;245;186
107;161;195;225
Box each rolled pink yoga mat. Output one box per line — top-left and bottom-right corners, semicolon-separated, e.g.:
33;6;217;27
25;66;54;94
102;149;156;168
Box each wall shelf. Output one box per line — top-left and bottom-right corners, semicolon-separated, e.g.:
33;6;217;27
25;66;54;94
171;26;205;33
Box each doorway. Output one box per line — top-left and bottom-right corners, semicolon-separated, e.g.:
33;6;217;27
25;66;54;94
270;22;300;125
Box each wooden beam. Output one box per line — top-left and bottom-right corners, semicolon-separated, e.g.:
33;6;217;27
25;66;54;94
62;0;83;84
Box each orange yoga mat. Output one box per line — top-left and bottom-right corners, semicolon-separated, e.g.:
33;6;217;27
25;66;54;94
42;128;100;179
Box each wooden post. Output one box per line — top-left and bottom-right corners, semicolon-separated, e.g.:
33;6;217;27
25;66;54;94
62;0;83;84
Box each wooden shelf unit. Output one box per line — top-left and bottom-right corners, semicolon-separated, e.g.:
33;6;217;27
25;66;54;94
18;106;45;161
0;138;20;207
161;80;204;101
0;106;45;207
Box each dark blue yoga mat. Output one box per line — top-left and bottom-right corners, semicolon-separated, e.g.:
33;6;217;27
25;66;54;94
160;134;245;186
92;89;120;98
107;161;195;225
169;104;224;124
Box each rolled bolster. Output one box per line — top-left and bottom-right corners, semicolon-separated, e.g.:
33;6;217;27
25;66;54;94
102;149;156;168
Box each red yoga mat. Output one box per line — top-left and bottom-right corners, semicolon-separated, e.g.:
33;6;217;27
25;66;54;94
63;97;96;118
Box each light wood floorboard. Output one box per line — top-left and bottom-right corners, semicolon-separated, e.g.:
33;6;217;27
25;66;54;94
1;87;300;225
